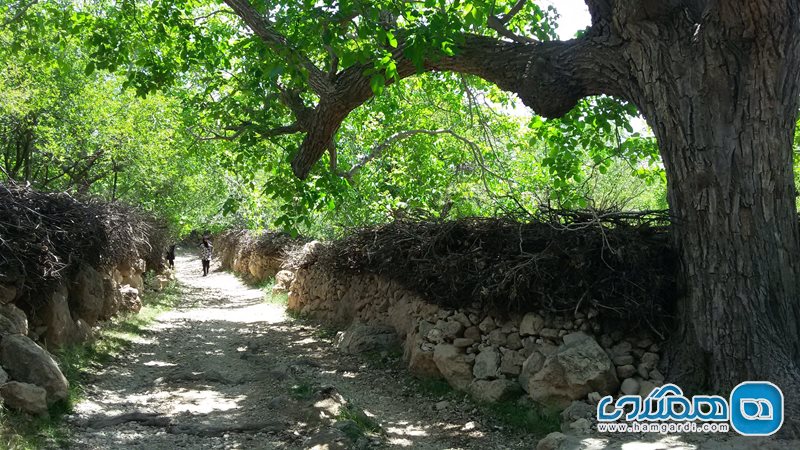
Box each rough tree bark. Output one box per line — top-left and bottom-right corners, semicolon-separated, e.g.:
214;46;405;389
608;1;800;434
223;0;800;434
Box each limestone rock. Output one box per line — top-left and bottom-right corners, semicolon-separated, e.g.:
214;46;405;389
473;347;500;380
0;365;8;384
539;328;560;340
69;265;106;325
404;333;441;378
0;381;48;416
451;312;472;328
425;328;445;344
336;323;399;354
650;369;665;382
528;334;619;410
154;275;171;292
639;380;658;398
0;303;28;336
272;270;295;294
0;335;69;405
463;326;481;341
433;344;474;391
519;313;545;336
566;418;592;435
453;338;474;348
536;432;569;450
119;286;142;313
42;284;77;349
437;319;464;341
469;379;522;403
74;319;93;343
620;378;640;395
499;349;525;376
560;400;595;423
612;354;634;366
506;332;523;350
610;341;632;357
418;320;435;338
561;331;590;347
478;316;497;333
519;350;547;393
0;284;16;304
616;364;636;379
487;329;508;347
101;276;122;320
639;352;660;371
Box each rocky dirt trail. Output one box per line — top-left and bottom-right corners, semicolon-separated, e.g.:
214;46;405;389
61;251;799;450
62;251;542;449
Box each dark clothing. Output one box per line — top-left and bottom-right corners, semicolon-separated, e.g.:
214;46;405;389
200;241;212;276
166;245;176;269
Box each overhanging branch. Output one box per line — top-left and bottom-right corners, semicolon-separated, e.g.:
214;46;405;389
222;0;333;96
223;1;630;180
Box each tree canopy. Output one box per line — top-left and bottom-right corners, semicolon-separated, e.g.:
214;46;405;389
5;0;800;434
1;0;675;237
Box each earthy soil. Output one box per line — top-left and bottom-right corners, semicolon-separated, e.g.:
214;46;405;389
61;251;797;450
62;251;541;449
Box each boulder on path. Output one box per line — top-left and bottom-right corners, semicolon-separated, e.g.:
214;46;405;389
0;381;48;415
528;332;618;410
336;322;399;354
0;334;69;405
433;344;474;391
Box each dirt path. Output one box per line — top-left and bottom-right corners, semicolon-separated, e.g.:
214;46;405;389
64;251;541;450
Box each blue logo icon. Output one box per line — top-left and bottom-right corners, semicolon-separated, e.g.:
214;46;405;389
729;381;784;436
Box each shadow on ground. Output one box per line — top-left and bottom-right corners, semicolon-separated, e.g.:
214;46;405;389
64;251;544;450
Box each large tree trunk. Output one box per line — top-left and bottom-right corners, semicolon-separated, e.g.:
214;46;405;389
621;3;800;434
224;0;800;433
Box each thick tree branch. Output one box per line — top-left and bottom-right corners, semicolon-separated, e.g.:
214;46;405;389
192;123;301;141
290;34;628;179
222;0;333;95
223;1;629;179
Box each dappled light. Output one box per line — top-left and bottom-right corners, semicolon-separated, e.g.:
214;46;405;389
64;251;546;449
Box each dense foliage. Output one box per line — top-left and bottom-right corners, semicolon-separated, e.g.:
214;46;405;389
5;0;793;239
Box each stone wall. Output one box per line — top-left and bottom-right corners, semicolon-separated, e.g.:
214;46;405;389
0;256;162;415
218;237;667;416
215;230;304;283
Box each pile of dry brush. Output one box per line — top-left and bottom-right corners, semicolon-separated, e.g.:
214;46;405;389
315;211;678;334
0;182;168;306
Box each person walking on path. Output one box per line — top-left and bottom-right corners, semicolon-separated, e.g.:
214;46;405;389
199;236;213;276
166;244;176;270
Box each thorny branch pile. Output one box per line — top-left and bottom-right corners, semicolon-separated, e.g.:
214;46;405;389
0;182;167;307
313;211;678;334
